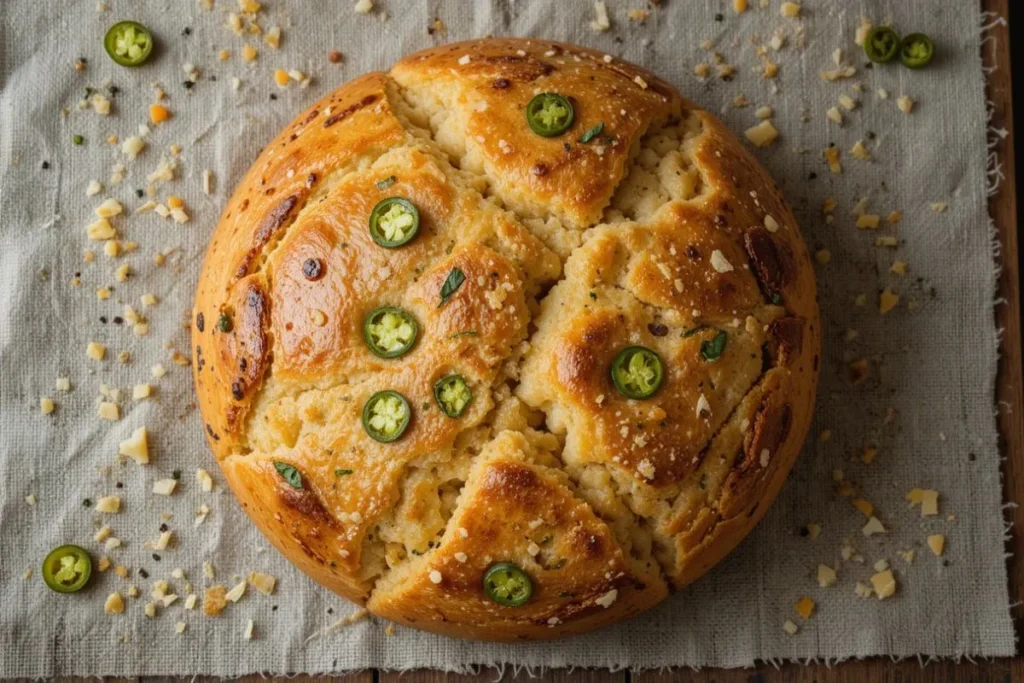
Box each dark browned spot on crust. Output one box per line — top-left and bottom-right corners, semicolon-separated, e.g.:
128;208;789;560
746;399;793;469
478;54;555;81
196;312;205;332
303;108;320;125
233;195;303;278
555;315;615;395
279;482;334;525
481;461;543;503
566;524;605;559
744;226;793;301
255;195;300;246
685;245;701;260
222;279;270;407
492;78;511;89
530;163;549;177
323;94;380;128
766;317;804;366
648;322;668;337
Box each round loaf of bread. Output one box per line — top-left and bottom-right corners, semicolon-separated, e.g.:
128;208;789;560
192;38;820;641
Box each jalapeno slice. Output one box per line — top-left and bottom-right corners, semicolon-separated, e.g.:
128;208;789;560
42;545;92;594
434;374;472;418
483;562;533;607
104;21;154;67
362;390;411;442
900;33;934;69
610;346;664;399
863;26;900;63
363;306;418;358
369;197;419;248
526;93;575;137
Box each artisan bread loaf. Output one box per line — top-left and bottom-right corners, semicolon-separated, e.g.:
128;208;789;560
192;38;819;641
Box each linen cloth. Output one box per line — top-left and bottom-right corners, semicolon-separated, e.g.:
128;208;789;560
0;0;1014;676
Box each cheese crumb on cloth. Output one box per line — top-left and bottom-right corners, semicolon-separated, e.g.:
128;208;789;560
0;0;1011;676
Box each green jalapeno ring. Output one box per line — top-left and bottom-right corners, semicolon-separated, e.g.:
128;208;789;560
863;26;901;63
610;345;664;400
483;562;533;607
104;21;154;67
900;33;935;69
434;374;472;418
369;197;420;248
42;544;92;594
526;93;575;137
363;306;418;359
362;390;411;443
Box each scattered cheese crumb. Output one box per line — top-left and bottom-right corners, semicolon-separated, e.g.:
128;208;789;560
104;592;125;614
744;119;779;147
590;1;611;32
794;597;815;618
871;569;897;599
927;534;946;556
249;572;277;595
816;564;837;588
896;96;915;113
152;478;177;496
204;585;227;616
225;580;247;602
119;427;149;464
783;619;799;635
862;516;886;536
710;250;734;273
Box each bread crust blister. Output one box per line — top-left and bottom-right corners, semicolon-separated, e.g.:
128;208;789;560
193;38;819;641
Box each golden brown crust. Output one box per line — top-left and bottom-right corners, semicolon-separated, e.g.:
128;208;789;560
192;38;819;640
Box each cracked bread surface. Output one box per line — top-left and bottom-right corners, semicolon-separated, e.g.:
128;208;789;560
192;38;819;642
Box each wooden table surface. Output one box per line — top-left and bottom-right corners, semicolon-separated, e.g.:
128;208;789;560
20;1;1020;681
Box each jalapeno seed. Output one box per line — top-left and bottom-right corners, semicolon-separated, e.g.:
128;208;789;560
104;21;154;67
483;562;533;607
363;306;418;358
42;545;92;594
900;33;934;69
863;26;900;63
526;93;575;137
610;346;664;399
362;390;411;442
369;197;419;248
434;375;472;418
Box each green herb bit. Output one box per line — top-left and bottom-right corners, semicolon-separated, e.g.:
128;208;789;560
375;175;397;190
335;468;354;477
217;313;233;333
579;121;605;144
699;330;727;362
438;267;466;307
73;135;84;146
273;461;303;488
